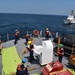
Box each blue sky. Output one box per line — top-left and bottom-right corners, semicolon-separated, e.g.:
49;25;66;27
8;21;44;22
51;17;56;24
0;0;75;15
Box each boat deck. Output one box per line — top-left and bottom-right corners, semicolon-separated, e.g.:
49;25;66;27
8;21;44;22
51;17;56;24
0;37;75;75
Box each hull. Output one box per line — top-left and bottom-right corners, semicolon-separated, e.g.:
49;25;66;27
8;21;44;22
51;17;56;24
71;20;75;23
64;20;70;24
64;19;75;24
53;34;75;47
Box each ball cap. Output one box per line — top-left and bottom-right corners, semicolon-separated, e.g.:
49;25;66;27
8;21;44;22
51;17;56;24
15;29;18;32
46;28;48;30
22;59;26;63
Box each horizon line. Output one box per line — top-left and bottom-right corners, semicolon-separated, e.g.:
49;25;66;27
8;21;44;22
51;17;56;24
0;12;67;16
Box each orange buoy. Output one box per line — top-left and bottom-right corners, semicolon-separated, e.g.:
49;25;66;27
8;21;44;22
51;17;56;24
33;30;39;36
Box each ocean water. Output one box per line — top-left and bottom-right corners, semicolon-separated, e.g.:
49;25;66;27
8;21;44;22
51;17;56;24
0;13;75;41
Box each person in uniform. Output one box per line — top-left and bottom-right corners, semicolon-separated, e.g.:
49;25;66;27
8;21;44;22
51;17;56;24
57;44;64;63
16;59;28;75
0;36;2;55
45;28;50;40
29;44;34;62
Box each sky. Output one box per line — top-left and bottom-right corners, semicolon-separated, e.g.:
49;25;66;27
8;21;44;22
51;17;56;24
0;0;75;15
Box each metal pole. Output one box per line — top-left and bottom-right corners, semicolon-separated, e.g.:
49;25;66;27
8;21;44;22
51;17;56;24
7;33;9;41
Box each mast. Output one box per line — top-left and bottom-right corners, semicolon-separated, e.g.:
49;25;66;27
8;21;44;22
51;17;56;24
71;10;74;16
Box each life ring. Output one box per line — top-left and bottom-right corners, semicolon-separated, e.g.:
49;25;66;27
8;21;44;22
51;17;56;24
33;30;39;36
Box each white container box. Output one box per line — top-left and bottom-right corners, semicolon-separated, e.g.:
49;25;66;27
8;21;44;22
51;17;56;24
34;40;53;65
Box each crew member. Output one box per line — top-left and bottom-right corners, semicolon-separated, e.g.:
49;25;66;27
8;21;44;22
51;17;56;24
20;40;34;59
14;29;20;44
16;59;28;75
25;33;30;45
29;44;34;62
0;36;2;55
57;44;64;63
45;28;50;40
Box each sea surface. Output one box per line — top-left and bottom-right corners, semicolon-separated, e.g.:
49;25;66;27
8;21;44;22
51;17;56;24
0;13;75;41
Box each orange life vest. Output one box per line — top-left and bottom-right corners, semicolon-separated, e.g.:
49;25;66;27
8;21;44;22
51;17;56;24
15;32;18;36
57;49;64;56
0;45;2;50
46;30;49;35
17;31;20;34
17;64;22;71
15;30;20;36
57;49;63;56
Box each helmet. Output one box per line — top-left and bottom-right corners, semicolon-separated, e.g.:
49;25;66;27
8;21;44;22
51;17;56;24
59;44;63;47
27;41;32;45
30;34;32;36
46;28;48;30
15;29;18;32
22;59;26;63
